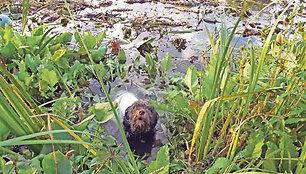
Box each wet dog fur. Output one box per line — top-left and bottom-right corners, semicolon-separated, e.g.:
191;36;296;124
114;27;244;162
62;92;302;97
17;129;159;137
122;99;159;157
123;100;159;138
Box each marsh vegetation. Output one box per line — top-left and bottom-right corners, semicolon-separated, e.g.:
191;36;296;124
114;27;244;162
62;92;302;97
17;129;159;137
0;0;305;173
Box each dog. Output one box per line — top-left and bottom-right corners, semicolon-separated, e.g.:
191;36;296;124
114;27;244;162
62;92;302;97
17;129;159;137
116;93;159;157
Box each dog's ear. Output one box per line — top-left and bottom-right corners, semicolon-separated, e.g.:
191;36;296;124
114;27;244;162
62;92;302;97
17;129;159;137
148;102;159;128
123;108;131;133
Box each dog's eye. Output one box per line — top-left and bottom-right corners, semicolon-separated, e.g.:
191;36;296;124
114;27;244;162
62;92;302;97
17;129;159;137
139;110;145;116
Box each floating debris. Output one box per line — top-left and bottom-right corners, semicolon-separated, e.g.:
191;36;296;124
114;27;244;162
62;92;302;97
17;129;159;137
171;37;187;52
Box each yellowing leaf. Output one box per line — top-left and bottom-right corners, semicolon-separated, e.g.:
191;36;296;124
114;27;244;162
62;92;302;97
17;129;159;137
189;97;219;159
52;49;66;62
184;65;198;92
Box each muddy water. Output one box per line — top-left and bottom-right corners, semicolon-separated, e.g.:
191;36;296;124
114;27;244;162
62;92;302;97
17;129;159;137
77;0;281;98
84;0;278;74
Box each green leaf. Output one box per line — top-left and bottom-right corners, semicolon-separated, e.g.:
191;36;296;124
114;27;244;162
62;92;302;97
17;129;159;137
0;121;9;141
91;47;106;62
31;25;48;36
54;33;72;44
144;53;157;77
160;52;172;72
91;102;118;123
70;61;86;78
279;132;298;172
242;130;265;158
40;69;58;87
83;32;96;49
25;54;40;73
3;25;14;44
0;41;16;60
264;141;278;171
145;53;155;68
285;117;306;124
118;48;126;62
206;157;231;174
145;145;169;174
26;36;42;47
184;65;198;92
42;151;72;174
14;60;32;86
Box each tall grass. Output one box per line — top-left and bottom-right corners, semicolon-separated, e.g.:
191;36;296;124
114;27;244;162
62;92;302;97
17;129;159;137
62;1;140;173
189;1;303;171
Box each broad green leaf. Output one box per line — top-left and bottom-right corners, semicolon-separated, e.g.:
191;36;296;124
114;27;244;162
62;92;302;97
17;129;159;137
242;130;265;158
42;151;72;174
0;41;16;60
118;48;126;62
283;52;297;72
14;60;32;86
91;102;118;123
25;54;40;73
264;141;278;171
54;32;72;44
52;49;66;62
31;25;48;36
160;52;172;72
17;161;38;174
279;132;298;172
40;69;58;87
184;65;198;92
91;47;106;62
39;80;49;94
18;167;37;174
83;32;96;49
0;121;9;141
206;157;231;174
3;25;14;44
145;145;169;174
26;36;42;47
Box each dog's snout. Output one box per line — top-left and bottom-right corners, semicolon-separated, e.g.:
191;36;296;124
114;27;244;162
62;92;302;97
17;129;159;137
138;116;143;120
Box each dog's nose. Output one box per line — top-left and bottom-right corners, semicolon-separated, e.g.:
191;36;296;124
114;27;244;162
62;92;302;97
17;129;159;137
138;116;143;120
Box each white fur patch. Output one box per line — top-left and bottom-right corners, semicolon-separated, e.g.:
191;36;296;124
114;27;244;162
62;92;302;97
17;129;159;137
115;93;138;119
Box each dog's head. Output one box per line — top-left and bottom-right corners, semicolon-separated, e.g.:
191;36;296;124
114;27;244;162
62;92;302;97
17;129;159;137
123;100;158;137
